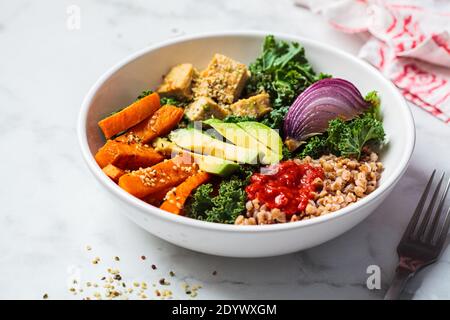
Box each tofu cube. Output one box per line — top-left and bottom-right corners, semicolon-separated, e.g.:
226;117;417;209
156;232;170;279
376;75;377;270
229;93;272;118
185;97;230;121
193;54;250;104
157;63;195;99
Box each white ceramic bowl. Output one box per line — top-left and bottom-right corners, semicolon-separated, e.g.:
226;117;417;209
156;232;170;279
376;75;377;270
78;31;415;258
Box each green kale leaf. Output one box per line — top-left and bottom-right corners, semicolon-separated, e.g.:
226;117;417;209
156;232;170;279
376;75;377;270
205;178;246;224
298;109;385;160
364;90;380;109
188;183;215;219
222;115;257;123
282;144;293;160
246;35;328;129
327;114;385;159
137;90;185;107
187;178;246;224
297;135;328;159
160;96;185;107
136;90;154;100
261;106;289;130
186;166;256;224
364;90;382;120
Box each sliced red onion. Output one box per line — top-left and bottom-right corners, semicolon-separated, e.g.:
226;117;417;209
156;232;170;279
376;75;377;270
284;78;370;151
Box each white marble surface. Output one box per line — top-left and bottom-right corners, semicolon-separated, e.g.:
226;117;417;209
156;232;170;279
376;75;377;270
0;0;449;300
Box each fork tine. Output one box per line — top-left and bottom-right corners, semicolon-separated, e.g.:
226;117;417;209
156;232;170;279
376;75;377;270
417;173;445;239
436;206;450;248
426;176;450;243
402;170;436;240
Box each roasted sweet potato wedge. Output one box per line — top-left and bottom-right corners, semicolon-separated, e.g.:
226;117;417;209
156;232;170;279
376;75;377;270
95;140;164;170
98;92;160;139
160;171;210;215
118;154;198;199
102;164;125;183
116;105;184;144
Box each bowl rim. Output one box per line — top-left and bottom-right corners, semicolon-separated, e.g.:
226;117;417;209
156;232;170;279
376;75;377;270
78;30;415;233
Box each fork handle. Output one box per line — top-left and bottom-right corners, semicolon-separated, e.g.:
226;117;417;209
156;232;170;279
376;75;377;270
384;266;414;300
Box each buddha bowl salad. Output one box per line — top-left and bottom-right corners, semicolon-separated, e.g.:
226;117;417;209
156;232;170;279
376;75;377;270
95;35;385;225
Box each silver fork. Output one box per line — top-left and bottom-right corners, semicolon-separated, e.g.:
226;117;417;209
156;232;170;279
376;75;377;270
384;170;450;300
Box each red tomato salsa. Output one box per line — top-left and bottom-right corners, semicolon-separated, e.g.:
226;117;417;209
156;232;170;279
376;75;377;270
245;160;324;216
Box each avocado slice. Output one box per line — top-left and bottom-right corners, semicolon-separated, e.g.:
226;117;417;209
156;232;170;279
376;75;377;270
169;129;258;164
196;154;239;177
237;121;283;156
153;138;239;177
203;119;281;164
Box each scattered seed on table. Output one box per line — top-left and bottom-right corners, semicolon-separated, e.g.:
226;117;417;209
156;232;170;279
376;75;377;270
161;289;172;298
46;251;204;300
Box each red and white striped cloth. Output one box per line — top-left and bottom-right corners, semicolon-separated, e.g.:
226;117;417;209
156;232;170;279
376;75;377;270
297;0;450;123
